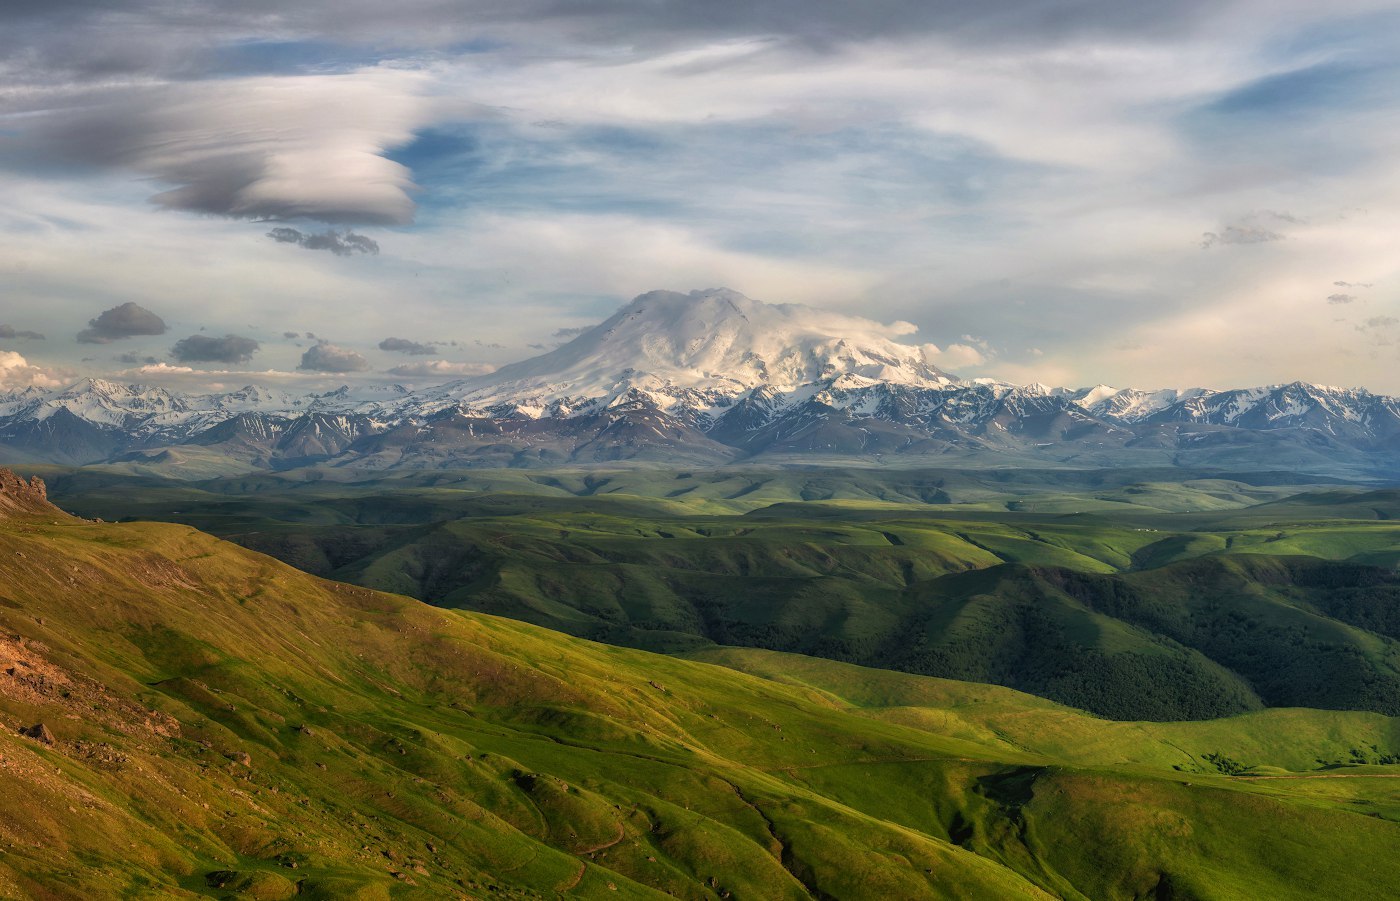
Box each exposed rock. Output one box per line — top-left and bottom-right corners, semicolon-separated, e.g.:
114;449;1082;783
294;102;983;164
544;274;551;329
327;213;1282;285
0;469;63;519
20;722;55;744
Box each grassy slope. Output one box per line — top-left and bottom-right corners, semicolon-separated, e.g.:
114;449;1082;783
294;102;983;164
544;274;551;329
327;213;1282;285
3;511;1400;897
33;467;1400;723
224;516;1400;721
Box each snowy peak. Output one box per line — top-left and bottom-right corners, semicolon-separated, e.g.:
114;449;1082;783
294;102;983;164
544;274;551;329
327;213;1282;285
1077;387;1205;422
23;378;187;428
434;288;955;412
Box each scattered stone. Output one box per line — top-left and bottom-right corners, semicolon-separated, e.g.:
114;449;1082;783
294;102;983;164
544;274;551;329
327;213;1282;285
20;723;54;744
227;751;252;767
205;870;238;889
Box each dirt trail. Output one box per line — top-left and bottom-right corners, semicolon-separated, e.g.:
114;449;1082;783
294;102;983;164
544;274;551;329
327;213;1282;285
1239;772;1400;781
556;823;627;893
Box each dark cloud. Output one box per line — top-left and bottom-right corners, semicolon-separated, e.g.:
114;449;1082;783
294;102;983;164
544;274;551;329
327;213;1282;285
170;333;261;364
299;340;370;372
0;325;45;340
76;302;167;344
378;337;438;355
1200;225;1285;249
1328;293;1357;305
1358;316;1399;331
305;332;317;340
1335;280;1374;288
552;326;592;340
117;352;160;365
268;227;380;255
282;331;300;339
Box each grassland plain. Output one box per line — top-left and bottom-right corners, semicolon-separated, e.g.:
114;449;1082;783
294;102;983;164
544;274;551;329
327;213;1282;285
5;472;1400;898
42;466;1400;722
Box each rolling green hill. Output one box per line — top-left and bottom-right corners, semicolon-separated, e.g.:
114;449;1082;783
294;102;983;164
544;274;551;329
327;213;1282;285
7;472;1400;897
31;465;1400;723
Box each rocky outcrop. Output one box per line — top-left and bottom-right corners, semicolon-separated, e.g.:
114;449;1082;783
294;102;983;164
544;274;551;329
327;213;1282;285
20;722;55;744
0;469;60;518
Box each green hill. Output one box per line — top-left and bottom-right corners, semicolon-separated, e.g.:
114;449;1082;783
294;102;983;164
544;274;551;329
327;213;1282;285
211;518;1400;721
6;474;1400;897
34;466;1400;723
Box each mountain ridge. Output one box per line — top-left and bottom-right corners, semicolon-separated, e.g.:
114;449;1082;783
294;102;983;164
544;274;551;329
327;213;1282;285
4;288;1400;475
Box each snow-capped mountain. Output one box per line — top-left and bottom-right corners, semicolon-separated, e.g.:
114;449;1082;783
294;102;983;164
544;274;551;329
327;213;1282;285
3;288;1400;475
416;288;954;417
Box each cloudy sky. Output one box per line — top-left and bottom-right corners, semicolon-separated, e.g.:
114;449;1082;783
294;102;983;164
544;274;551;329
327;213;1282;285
2;1;1400;393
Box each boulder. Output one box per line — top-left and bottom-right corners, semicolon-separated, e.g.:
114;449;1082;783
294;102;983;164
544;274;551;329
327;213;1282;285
20;722;55;744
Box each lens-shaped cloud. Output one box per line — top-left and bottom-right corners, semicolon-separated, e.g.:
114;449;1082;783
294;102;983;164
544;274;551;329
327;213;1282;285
12;71;426;225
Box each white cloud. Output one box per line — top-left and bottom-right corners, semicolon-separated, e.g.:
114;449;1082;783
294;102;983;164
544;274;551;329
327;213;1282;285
0;350;66;389
386;360;496;377
923;340;990;369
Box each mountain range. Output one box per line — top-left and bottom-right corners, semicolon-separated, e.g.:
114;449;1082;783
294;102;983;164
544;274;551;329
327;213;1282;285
5;287;1400;476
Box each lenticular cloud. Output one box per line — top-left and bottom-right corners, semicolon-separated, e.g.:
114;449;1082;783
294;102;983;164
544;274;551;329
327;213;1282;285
18;70;427;226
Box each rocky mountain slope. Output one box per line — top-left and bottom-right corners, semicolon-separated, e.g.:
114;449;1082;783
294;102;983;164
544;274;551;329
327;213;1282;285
4;288;1400;475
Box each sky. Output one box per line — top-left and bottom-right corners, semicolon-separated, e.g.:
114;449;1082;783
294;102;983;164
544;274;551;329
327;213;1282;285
3;0;1400;393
